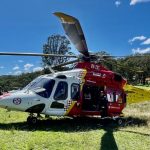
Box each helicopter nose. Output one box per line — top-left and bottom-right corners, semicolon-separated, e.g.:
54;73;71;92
0;91;44;112
0;93;12;109
0;91;28;111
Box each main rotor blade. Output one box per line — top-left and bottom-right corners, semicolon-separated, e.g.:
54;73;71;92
54;12;89;58
0;52;77;58
52;59;79;68
95;54;150;59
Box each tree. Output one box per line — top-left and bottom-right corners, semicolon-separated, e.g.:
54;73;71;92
95;51;118;71
42;35;72;67
94;51;150;85
116;54;150;84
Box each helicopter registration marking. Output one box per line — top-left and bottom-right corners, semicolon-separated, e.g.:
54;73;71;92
93;73;106;78
91;64;100;70
109;106;120;110
13;98;22;105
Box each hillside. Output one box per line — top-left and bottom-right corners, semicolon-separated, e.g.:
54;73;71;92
0;71;43;91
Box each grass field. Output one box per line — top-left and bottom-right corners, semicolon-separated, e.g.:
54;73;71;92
135;85;150;91
0;86;150;150
124;85;150;104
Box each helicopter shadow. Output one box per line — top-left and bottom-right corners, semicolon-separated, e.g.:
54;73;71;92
0;117;105;132
0;116;149;150
100;116;149;150
100;127;118;150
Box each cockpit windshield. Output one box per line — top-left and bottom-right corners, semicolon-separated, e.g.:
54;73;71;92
24;77;55;98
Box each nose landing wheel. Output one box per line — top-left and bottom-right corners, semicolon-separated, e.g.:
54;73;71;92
27;115;38;125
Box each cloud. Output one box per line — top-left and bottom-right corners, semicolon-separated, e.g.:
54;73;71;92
132;47;150;54
14;70;22;75
141;38;150;45
33;67;43;72
13;65;19;70
24;63;34;71
0;66;4;69
130;0;150;5
115;1;121;7
18;60;24;63
128;35;146;44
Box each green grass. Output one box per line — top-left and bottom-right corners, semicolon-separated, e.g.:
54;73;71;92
0;86;150;150
0;100;150;150
135;85;150;91
124;85;150;103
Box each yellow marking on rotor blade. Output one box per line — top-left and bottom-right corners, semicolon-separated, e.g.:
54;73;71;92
54;12;76;23
65;101;76;115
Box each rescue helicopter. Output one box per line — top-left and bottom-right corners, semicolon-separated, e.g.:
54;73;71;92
0;12;127;125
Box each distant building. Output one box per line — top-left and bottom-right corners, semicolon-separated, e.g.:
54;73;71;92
145;77;150;84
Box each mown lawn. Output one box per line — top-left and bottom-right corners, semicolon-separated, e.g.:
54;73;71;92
0;100;150;150
0;86;150;150
124;85;150;103
135;85;150;91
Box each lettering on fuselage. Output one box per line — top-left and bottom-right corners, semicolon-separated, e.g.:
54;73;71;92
93;73;106;78
91;64;100;71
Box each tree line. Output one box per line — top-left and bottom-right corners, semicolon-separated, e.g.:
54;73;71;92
0;35;149;91
99;52;150;85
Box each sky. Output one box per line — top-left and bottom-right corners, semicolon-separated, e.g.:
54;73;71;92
0;0;150;75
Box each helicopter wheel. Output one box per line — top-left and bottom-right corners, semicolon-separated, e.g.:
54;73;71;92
27;116;38;125
116;118;124;126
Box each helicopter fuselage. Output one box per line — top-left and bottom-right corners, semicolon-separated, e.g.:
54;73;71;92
0;62;127;119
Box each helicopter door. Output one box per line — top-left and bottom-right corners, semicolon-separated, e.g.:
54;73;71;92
46;81;69;116
106;89;123;114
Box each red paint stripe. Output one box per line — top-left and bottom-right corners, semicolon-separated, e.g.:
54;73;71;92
0;93;11;100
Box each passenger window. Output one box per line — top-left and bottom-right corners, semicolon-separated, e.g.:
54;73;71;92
54;81;68;100
71;83;80;100
107;92;116;102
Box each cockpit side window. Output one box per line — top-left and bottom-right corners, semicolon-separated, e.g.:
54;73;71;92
36;79;55;98
54;81;68;100
24;77;55;98
71;83;80;100
24;77;43;90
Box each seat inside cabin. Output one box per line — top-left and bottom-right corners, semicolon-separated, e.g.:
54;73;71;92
82;84;105;111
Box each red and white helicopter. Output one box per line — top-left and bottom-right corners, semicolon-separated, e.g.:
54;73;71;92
0;12;127;125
